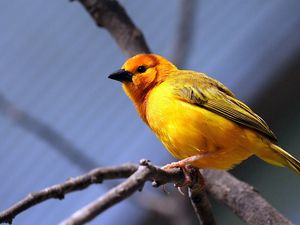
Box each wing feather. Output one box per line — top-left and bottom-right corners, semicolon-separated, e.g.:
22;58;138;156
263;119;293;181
173;73;277;141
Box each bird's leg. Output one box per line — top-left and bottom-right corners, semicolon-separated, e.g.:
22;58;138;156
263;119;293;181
162;154;205;188
162;154;204;170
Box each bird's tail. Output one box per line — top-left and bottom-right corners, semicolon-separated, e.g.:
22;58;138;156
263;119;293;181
259;144;300;175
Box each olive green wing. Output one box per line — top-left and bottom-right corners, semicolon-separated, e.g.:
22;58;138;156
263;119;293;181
175;78;277;142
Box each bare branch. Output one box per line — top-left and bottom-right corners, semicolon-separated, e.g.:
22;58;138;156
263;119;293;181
0;163;138;224
0;159;294;225
58;160;156;225
203;170;294;225
189;189;217;225
0;160;184;224
188;170;217;225
77;0;150;58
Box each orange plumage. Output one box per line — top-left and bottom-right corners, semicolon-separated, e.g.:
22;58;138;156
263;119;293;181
109;54;300;174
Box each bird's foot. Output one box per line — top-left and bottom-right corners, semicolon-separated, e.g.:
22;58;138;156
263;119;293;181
162;160;205;191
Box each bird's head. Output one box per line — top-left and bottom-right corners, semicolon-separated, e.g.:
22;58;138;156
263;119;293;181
108;54;177;103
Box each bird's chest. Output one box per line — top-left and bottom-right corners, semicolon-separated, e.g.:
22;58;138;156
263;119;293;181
145;86;248;160
145;89;213;158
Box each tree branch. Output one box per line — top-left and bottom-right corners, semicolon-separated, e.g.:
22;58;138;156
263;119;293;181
202;170;294;225
0;160;294;225
0;164;137;224
188;170;217;225
0;160;184;224
77;0;150;58
58;160;177;225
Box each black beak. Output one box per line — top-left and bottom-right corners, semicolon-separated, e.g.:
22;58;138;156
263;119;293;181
108;69;133;82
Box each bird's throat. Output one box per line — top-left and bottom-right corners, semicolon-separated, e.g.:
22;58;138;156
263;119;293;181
122;84;151;124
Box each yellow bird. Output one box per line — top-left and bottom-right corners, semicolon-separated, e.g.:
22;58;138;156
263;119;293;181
109;54;300;176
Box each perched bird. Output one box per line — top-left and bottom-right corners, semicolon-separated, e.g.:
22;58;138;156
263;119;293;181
109;54;300;177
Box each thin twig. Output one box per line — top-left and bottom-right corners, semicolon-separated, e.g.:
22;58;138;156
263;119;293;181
188;170;217;225
0;164;136;224
189;189;217;225
59;160;157;225
59;167;149;225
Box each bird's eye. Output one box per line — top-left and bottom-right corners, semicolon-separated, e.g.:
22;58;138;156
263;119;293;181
137;65;147;73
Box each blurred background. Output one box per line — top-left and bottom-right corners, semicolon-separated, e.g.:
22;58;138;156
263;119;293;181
0;0;300;224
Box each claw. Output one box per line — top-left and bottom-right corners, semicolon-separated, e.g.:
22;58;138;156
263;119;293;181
176;185;185;196
162;162;193;188
177;166;193;187
162;161;205;192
